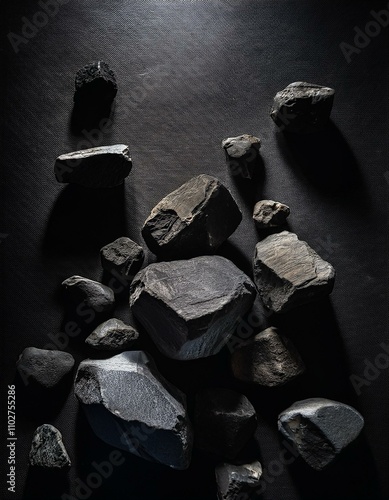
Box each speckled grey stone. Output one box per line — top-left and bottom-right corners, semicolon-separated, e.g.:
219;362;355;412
62;275;115;314
215;461;262;500
74;61;117;106
85;318;139;351
222;134;261;179
29;424;71;468
253;200;290;228
100;237;144;281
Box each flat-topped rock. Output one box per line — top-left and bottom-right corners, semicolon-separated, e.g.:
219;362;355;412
100;237;144;282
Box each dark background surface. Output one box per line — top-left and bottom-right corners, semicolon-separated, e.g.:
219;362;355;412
1;0;388;499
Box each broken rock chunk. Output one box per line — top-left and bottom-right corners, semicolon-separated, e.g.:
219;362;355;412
253;231;335;313
222;134;261;179
195;388;257;459
142;174;242;259
16;347;75;388
62;275;115;314
270;82;335;134
54;144;132;189
29;424;71;468
85;318;139;351
100;237;144;281
278;398;364;470
130;256;256;360
74;61;118;106
74;351;193;469
231;327;305;387
253;200;290;228
215;460;262;500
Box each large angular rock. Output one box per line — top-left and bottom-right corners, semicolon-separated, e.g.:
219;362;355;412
29;424;71;468
231;327;305;387
16;347;75;388
194;388;257;459
278;398;364;470
130;256;256;360
74;351;193;469
62;275;115;314
215;461;262;500
270;82;335;134
54;144;132;188
100;237;144;281
74;61;118;106
222;134;261;179
85;318;139;351
253;200;290;228
142;174;242;259
253;231;335;313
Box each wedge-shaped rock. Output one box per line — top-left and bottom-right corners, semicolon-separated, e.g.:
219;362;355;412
54;144;132;188
62;275;115;314
278;398;364;470
195;388;257;459
231;327;305;387
253;231;335;313
142;174;242;258
29;424;71;468
74;351;193;469
74;61;118;106
85;318;139;350
270;82;335;134
215;461;262;500
253;200;290;228
100;237;144;281
222;134;261;179
130;256;256;360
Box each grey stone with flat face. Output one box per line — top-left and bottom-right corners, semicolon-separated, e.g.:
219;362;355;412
74;351;193;470
62;275;115;314
253;231;335;313
142;174;242;259
253;200;290;228
74;61;118;105
222;134;261;179
29;424;71;468
100;237;144;281
215;461;262;500
130;256;256;360
278;398;364;470
85;318;139;350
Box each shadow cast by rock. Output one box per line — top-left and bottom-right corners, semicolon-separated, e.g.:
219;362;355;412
24;465;70;500
70;101;116;137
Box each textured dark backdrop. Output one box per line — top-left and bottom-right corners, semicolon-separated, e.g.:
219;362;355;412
1;0;388;499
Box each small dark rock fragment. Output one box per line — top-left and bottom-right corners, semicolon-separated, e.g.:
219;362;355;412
29;424;71;468
100;237;144;282
62;275;115;314
74;61;117;106
222;134;261;179
215;460;262;500
194;388;257;459
231;327;305;387
85;318;139;351
278;398;364;470
142;174;242;259
253;200;290;228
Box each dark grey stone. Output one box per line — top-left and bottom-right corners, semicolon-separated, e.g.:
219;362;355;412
253;200;290;228
141;174;242;259
253;231;335;313
100;237;144;281
270;81;335;134
231;327;305;387
62;275;115;314
278;398;364;470
222;134;261;179
74;351;193;469
16;347;75;388
29;424;71;468
194;388;257;459
215;461;262;500
54;144;132;188
74;61;117;106
85;318;139;351
130;256;256;360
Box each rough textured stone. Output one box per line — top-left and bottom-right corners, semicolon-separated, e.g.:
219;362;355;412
253;200;290;228
29;424;71;468
74;351;193;469
270;82;335;134
130;256;256;360
100;237;144;281
62;275;115;314
54;144;132;188
85;318;139;350
16;347;75;388
74;61;117;106
253;231;335;313
195;388;257;459
215;461;262;500
222;134;261;179
231;327;305;387
278;398;364;470
142;174;242;259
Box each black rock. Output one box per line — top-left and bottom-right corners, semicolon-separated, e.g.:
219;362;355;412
54;144;132;189
141;174;242;259
130;256;256;360
62;275;115;314
100;237;144;282
74;351;193;469
221;134;261;179
253;200;290;228
194;388;257;459
278;398;364;470
215;460;262;500
29;424;71;468
270;81;335;134
253;231;335;313
74;61;117;106
231;327;305;387
16;347;75;388
85;318;139;350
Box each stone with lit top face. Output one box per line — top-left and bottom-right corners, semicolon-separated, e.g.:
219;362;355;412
62;275;115;314
85;318;139;351
100;237;144;281
253;199;290;228
29;424;71;468
222;134;261;179
74;60;117;106
215;460;262;500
